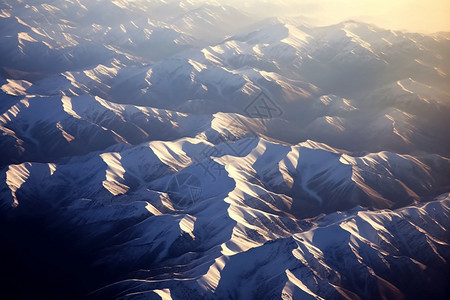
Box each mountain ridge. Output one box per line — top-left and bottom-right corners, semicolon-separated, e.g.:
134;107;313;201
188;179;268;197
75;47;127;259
0;1;449;299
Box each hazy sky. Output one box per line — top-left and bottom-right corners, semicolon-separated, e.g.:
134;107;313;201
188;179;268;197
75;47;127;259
227;0;449;33
265;0;450;33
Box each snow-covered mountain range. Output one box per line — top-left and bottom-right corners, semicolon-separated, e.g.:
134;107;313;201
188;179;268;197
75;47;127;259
0;1;449;299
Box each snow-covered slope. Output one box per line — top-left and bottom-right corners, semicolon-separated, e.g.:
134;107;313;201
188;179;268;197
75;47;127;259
1;137;449;298
93;195;450;299
0;1;449;299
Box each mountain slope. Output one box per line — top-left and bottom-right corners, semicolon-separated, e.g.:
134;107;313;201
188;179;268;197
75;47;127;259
0;1;449;299
92;194;450;299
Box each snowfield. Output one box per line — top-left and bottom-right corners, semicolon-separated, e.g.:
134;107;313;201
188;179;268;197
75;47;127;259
0;0;449;299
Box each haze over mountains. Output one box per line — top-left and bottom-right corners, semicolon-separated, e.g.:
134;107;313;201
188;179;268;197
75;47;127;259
0;1;449;299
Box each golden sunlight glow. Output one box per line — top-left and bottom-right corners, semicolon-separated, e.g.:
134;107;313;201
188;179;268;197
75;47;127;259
275;0;450;33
